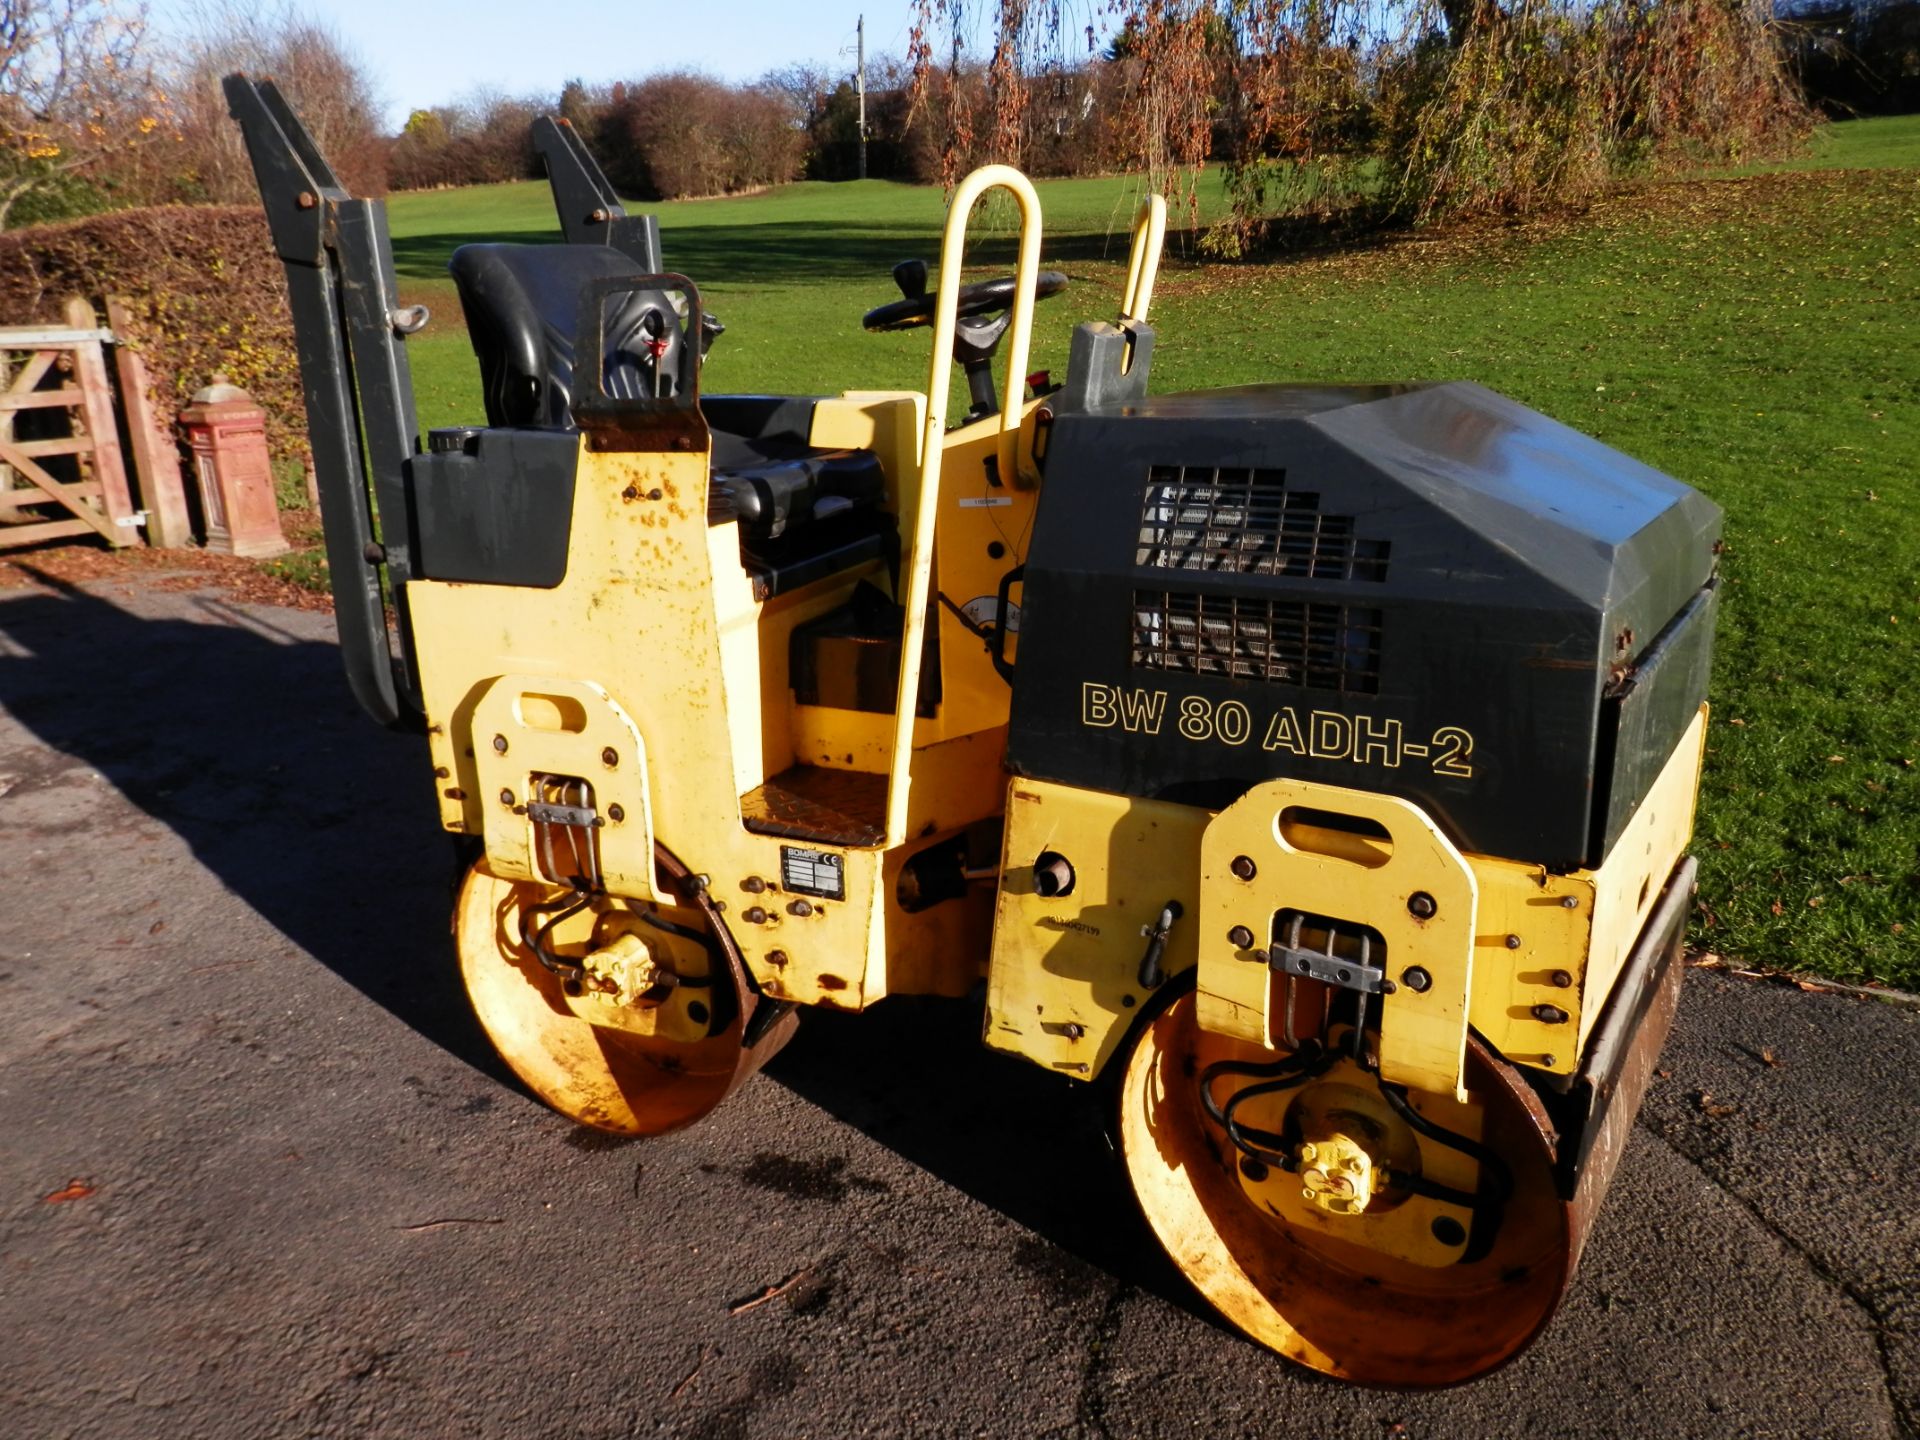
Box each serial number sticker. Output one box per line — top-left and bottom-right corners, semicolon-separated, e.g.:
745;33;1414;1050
1079;682;1475;779
780;846;846;901
958;496;1014;508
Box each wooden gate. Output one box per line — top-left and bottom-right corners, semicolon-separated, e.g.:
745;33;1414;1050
0;302;144;552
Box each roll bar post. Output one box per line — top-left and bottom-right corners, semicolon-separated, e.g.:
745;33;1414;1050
223;73;424;728
882;166;1047;845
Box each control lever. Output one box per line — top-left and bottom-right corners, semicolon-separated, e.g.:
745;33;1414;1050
1137;901;1183;990
892;259;928;299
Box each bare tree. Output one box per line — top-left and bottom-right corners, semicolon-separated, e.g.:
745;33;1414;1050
0;0;168;230
153;2;387;204
914;0;1810;240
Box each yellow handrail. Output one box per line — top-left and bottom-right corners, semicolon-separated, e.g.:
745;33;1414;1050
883;164;1045;845
1121;193;1167;323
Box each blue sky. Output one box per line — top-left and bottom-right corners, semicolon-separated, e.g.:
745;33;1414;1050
153;2;932;130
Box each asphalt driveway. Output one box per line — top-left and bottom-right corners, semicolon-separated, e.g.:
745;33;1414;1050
0;572;1913;1439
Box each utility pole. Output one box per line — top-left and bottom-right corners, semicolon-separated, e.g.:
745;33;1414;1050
856;14;867;180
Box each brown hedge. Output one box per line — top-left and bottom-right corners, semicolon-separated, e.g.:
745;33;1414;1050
0;205;306;460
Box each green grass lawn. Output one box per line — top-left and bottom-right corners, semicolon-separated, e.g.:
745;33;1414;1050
381;116;1920;988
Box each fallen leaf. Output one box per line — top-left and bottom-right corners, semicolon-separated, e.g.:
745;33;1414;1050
42;1179;95;1204
1807;896;1824;908
1760;1047;1780;1067
1696;1091;1738;1119
1769;899;1784;916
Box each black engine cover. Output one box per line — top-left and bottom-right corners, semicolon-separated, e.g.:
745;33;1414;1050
1007;382;1721;868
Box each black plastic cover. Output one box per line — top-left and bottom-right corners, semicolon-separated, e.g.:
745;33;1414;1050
1007;381;1723;867
408;427;578;588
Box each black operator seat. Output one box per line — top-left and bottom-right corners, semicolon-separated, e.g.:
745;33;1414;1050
447;243;887;553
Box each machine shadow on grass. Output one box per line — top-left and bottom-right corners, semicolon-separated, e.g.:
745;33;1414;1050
388;219;1158;290
0;569;1222;1331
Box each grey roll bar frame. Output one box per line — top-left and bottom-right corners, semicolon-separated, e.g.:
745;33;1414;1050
222;82;675;730
529;115;663;270
223;72;424;729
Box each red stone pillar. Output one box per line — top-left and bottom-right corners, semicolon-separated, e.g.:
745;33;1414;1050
179;376;290;559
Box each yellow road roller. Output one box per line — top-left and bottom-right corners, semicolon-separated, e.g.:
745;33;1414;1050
227;76;1719;1386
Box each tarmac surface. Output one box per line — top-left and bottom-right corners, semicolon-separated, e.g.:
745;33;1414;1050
0;572;1914;1440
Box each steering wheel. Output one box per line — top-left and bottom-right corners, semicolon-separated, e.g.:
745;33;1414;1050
863;266;1070;332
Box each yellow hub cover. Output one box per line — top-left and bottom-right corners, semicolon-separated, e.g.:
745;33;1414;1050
1118;992;1575;1387
454;860;786;1135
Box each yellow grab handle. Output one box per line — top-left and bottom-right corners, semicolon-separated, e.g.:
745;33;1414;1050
918;165;1045;487
1121;193;1167;323
886;165;1045;846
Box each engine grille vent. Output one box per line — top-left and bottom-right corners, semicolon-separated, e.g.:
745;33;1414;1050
1135;465;1389;582
1132;590;1382;694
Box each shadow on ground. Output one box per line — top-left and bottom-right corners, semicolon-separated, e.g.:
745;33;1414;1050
389;219;1177;288
0;571;1209;1324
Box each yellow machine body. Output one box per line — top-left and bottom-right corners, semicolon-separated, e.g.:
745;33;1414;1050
408;391;1014;1011
986;705;1705;1089
233;69;1717;1383
383;172;1706;1386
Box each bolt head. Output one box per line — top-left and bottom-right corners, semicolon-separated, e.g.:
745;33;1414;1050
1408;891;1437;919
1505;933;1523;950
1230;855;1257;881
1551;969;1575;989
1401;966;1433;993
1238;1155;1269;1183
498;788;514;805
601;747;619;767
787;899;813;918
1228;925;1255;950
607;803;625;823
742;907;767;925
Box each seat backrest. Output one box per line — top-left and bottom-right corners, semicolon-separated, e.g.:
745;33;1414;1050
448;243;687;429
